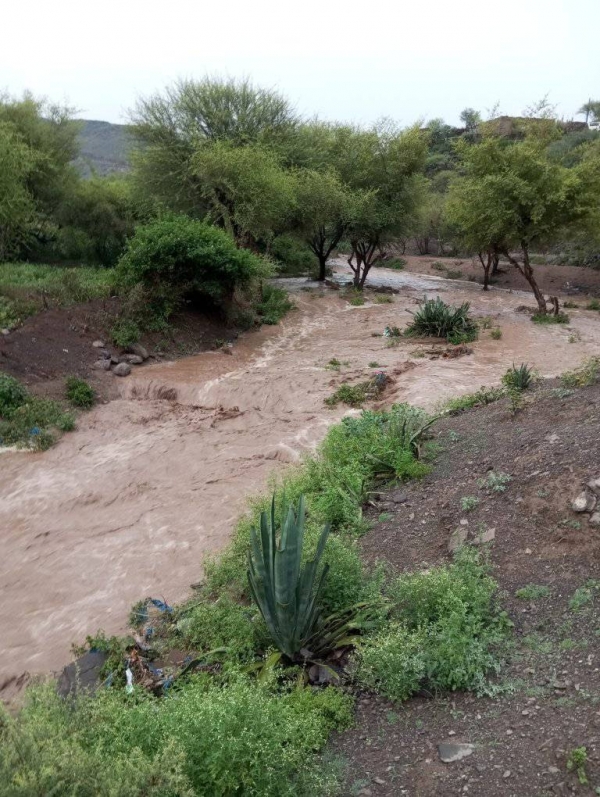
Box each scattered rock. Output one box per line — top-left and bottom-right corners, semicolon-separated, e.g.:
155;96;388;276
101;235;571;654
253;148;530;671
503;770;511;779
389;490;408;504
1;328;10;336
92;340;105;348
57;650;108;698
587;477;600;496
473;527;496;545
111;355;120;365
546;433;560;443
572;490;596;513
93;359;112;371
590;512;600;527
373;777;386;785
548;766;559;774
122;354;144;365
113;362;132;377
127;343;150;360
448;527;469;553
438;743;475;763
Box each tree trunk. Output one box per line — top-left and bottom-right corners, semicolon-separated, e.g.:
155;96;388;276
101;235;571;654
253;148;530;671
491;251;500;276
317;255;327;281
503;245;547;313
478;252;491;291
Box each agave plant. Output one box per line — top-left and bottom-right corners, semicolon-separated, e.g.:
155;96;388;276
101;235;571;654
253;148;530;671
406;297;478;342
247;496;330;659
502;363;533;391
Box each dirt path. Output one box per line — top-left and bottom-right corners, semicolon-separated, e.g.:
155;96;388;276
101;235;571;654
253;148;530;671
1;272;600;695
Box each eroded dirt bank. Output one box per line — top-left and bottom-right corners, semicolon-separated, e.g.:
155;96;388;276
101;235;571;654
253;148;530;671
1;273;600;694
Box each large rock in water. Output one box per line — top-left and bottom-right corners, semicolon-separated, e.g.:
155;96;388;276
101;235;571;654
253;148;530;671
113;362;132;377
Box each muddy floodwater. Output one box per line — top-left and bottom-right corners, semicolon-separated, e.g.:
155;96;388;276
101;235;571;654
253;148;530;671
1;266;599;694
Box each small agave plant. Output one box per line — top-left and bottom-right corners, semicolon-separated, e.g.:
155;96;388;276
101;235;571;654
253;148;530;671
247;496;330;660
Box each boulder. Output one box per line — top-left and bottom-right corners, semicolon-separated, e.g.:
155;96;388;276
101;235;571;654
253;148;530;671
92;340;105;348
113;362;132;377
448;527;468;553
93;359;111;371
127;343;150;361
572;491;597;513
590;513;600;527
122;354;144;365
57;650;108;698
587;478;600;496
438;743;475;763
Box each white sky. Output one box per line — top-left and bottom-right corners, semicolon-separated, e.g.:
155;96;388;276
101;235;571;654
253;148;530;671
2;0;599;126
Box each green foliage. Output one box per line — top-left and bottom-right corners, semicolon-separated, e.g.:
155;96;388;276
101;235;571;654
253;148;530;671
384;257;406;270
65;377;95;409
587;298;600;311
358;550;508;700
0;678;352;797
569;581;600;612
561;357;600;387
271;234;316;276
374;294;393;303
325;382;371;408
406;297;478;342
515;584;551;600
566;746;589;785
479;471;512;493
531;311;570;324
255;284;293;325
460;496;480;511
0;373;75;449
442;385;505;415
502;363;533;391
490;327;502;339
247;496;331;658
111;318;142;348
116;215;270;321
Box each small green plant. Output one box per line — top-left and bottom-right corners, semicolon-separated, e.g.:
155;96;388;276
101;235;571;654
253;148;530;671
569;581;600;612
566;746;588;785
111;318;141;348
531;312;570;325
479;471;511;493
324;373;388;408
587;299;600;311
479;316;494;330
326;358;342;371
460;496;480;511
0;373;28;416
256;285;294;325
406;297;478;343
445;269;464;280
65;377;95;409
502;363;533;392
515;584;551;600
490;327;502;340
378;512;393;522
568;331;581;343
431;261;446;271
443;386;505;415
563;300;578;309
368;361;381;368
384;258;406;270
0;373;75;450
550;387;575;399
374;294;393;303
561;357;600;388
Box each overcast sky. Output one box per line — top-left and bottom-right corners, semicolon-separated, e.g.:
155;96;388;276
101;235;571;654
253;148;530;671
3;0;599;127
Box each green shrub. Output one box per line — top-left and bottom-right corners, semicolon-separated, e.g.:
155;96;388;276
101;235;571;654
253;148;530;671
406;298;478;342
0;372;28;416
0;678;352;797
256;284;294;325
271;234;316;276
515;584;551;600
561;357;600;388
116;215;270;320
490;327;502;339
0;296;21;329
111;318;142;348
531;312;570;325
384;257;406;270
358;550;508;700
442;386;505;415
587;299;600;311
176;595;265;660
65;377;95;409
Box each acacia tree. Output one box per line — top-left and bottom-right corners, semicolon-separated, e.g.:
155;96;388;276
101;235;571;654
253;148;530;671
130;77;297;216
0;124;37;260
290;169;360;280
447;135;600;311
329;124;428;288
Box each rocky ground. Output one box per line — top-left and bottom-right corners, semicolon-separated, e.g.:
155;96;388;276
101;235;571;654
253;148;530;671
332;378;600;796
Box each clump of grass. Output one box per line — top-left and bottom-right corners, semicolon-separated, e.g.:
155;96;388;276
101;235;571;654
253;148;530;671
0;263;114;313
569;581;600;612
348;294;365;306
560;357;600;388
460;496;480;511
111;318;142;348
479;471;512;493
442;386;505;415
325;358;342;371
374;294;393;304
563;300;579;309
566;746;589;786
490;327;502;340
325;373;390;408
368;361;381;368
515;584;551;600
502;363;533;392
405;298;478;343
65;377;95;409
479;316;494;330
256;285;294;325
431;261;446;271
357;549;510;701
586;299;600;311
0;372;75;450
445;269;464;280
384;258;406;271
531;312;570;325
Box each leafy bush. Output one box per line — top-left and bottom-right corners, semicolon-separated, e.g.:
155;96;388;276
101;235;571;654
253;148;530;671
384;257;406;270
587;299;600;311
0;372;28;416
502;363;533;392
442;386;505;415
111;318;142;348
406;297;478;342
256;284;294;325
358;550;508;700
65;377;95;409
271;234;317;276
531;312;570;325
515;584;551;600
116;215;270;321
490;327;502;340
0;678;352;797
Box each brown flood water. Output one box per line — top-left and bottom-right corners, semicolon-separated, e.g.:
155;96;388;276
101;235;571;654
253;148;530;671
1;268;599;694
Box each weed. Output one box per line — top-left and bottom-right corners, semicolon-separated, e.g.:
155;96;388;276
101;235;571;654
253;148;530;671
443;386;505;415
490;328;502;340
566;746;588;786
431;261;446;271
568;332;581;344
479;316;494;330
445;269;464;280
326;358;342;371
325;374;389;408
0;373;74;450
374;294;393;304
561;357;600;388
515;584;551;600
563;300;579;309
479;471;511;493
368;361;381;368
256;285;294;325
384;258;406;270
569;581;600;612
111;318;141;348
378;512;393;522
65;377;95;409
531;312;570;325
383;325;402;338
502;363;533;392
460;496;480;512
448;430;460;442
550;387;575;399
587;299;600;311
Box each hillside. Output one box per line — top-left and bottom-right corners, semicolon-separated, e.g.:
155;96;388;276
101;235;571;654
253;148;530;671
75;119;132;176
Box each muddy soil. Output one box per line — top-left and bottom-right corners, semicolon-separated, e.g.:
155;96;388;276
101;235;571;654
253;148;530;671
331;380;600;796
1;270;600;697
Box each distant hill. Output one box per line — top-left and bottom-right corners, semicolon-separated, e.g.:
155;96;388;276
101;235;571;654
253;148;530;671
75;120;132;177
